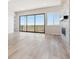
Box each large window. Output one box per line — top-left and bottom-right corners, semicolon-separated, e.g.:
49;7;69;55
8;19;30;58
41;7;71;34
19;14;45;33
19;16;26;31
35;15;44;32
47;13;61;25
27;16;34;32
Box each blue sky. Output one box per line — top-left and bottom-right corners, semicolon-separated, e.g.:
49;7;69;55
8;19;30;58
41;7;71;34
35;15;44;25
20;13;61;25
20;16;26;25
27;16;34;25
20;15;44;25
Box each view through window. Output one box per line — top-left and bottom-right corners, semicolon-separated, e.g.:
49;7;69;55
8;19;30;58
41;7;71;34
47;13;61;25
19;14;45;33
19;16;26;31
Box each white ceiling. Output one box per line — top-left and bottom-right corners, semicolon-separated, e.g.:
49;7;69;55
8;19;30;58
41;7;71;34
9;0;62;12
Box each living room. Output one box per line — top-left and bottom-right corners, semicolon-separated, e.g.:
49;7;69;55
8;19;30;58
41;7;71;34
8;0;70;59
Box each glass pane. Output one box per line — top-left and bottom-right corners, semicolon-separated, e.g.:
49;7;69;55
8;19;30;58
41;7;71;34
27;16;34;31
19;16;26;31
35;14;44;32
53;14;61;25
47;13;54;26
47;13;61;25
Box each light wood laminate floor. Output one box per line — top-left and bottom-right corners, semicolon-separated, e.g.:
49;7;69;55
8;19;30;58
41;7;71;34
8;32;69;59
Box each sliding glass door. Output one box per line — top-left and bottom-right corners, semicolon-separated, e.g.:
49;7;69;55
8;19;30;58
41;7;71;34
35;15;45;32
27;16;34;32
19;14;45;33
19;16;26;32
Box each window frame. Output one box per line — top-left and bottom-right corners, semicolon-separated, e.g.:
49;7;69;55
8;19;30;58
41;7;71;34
19;13;45;33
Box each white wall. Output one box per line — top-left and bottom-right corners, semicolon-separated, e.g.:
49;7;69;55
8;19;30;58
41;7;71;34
45;26;61;35
8;15;14;33
8;7;14;33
